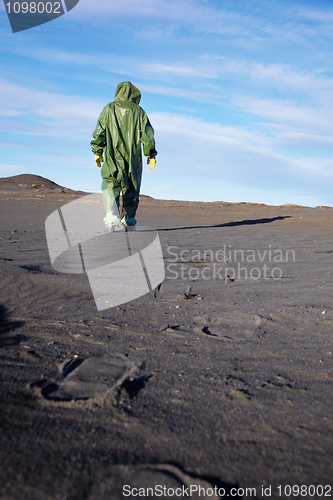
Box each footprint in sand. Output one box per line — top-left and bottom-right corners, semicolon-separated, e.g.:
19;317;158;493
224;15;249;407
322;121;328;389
88;463;238;500
35;355;138;401
193;311;262;340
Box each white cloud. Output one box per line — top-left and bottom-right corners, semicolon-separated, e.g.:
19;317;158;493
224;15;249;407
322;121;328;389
141;63;209;78
68;0;333;43
0;77;104;137
74;0;243;35
296;8;333;23
135;27;175;40
200;55;333;93
234;96;333;134
149;111;333;204
291;156;333;178
2;0;333;48
6;38;333;103
1;77;332;206
0;164;29;177
139;83;216;103
154;184;176;191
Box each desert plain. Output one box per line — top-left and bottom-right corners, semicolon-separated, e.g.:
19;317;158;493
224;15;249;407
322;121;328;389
0;174;332;499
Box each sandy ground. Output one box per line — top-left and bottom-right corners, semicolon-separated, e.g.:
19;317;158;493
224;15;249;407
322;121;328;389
0;175;332;500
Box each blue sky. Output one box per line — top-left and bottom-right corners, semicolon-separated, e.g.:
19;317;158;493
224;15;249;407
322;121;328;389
1;0;333;206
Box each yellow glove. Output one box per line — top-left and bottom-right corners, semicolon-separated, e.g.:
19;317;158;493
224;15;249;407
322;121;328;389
147;157;156;170
95;155;104;167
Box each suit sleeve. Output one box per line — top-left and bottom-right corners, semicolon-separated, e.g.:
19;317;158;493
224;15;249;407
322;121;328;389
140;111;157;158
91;107;107;156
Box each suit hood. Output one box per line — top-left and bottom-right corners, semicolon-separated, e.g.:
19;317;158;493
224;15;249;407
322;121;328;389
114;81;141;105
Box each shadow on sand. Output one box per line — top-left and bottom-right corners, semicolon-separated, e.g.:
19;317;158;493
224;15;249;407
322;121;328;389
156;215;292;232
0;304;25;348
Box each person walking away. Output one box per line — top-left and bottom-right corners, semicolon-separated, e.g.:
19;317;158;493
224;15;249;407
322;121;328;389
91;81;157;231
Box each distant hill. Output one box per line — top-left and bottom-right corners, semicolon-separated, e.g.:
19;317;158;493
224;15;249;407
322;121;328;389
0;174;155;199
0;174;85;193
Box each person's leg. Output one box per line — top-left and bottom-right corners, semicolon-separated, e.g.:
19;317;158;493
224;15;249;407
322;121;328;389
101;178;122;228
122;189;139;226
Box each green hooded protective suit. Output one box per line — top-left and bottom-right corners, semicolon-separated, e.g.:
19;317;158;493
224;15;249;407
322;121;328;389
91;81;157;226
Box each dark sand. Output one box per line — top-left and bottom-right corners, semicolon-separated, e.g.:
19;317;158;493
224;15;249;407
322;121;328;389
0;175;332;499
